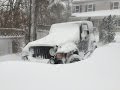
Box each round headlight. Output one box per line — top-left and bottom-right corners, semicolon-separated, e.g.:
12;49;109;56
49;48;56;56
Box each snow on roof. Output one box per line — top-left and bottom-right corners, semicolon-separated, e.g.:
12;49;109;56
72;9;120;18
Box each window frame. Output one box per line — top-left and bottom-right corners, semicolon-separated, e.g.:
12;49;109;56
87;3;94;12
112;1;120;9
82;23;89;31
73;5;82;13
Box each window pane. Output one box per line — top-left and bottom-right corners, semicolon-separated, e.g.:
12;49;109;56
88;5;92;8
87;4;94;11
88;9;92;11
76;6;79;9
75;6;80;12
82;24;88;30
114;6;118;9
114;2;119;6
113;2;119;9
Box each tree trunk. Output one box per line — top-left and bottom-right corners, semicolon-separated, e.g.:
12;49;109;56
30;0;37;41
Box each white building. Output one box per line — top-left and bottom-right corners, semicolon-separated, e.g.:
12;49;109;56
70;0;120;31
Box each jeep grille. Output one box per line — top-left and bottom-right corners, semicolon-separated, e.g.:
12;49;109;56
30;46;53;59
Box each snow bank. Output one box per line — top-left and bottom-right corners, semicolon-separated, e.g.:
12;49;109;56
0;54;21;62
0;42;120;90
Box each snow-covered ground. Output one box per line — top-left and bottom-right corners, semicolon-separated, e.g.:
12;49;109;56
0;33;120;90
0;54;22;62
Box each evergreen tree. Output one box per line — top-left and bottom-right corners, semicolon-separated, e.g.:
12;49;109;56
99;15;117;44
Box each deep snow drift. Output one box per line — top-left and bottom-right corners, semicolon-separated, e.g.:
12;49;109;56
0;42;120;90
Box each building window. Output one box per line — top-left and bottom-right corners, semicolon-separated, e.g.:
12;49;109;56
86;4;95;12
75;6;80;12
111;2;120;9
73;5;82;13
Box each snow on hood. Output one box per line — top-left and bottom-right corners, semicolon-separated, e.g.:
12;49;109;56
23;23;80;52
57;42;78;53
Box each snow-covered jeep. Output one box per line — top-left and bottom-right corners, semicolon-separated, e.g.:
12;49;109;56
22;21;98;64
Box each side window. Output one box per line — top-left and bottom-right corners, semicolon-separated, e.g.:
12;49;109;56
82;24;88;31
80;24;89;40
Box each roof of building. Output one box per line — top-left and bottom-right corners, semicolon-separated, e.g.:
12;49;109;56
72;9;120;19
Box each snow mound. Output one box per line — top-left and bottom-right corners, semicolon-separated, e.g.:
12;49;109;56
0;43;120;90
0;54;21;62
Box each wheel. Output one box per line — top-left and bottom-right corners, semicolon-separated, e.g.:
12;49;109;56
49;57;55;64
49;58;63;64
67;54;81;63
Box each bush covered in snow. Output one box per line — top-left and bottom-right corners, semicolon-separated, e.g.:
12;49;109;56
99;15;117;44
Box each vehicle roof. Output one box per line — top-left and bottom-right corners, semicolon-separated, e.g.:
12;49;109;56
52;21;92;26
50;21;93;33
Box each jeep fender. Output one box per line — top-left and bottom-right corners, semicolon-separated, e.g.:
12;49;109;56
57;42;79;54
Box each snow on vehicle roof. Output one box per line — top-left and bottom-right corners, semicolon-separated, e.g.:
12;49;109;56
51;21;92;26
50;21;93;33
72;9;120;18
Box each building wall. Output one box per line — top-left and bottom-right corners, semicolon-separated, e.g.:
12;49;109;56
72;0;120;13
0;37;25;56
0;38;12;55
95;1;110;11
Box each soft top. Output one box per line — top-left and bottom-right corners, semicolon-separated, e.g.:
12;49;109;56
49;21;93;34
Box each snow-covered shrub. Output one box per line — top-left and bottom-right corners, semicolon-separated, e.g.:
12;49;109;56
99;15;117;44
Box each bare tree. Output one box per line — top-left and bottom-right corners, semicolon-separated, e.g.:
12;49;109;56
0;0;29;28
30;0;35;41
